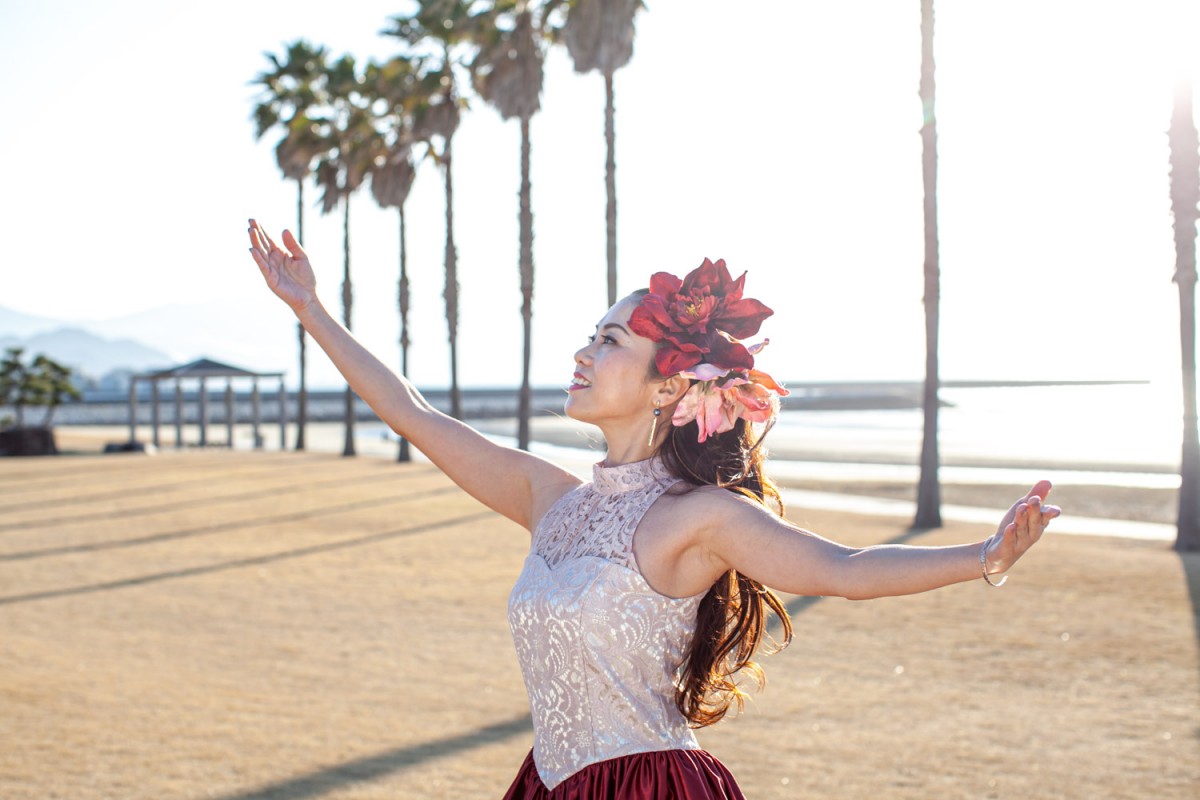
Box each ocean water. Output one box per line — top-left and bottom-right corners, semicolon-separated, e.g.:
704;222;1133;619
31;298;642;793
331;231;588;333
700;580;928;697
256;382;1183;492
772;382;1181;474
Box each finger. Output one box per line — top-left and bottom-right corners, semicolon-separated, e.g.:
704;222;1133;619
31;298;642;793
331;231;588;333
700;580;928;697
248;221;273;254
1025;496;1046;539
281;229;308;260
248;247;269;272
1026;480;1053;502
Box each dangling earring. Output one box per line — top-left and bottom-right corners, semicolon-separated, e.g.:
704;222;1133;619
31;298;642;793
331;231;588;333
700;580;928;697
648;405;662;448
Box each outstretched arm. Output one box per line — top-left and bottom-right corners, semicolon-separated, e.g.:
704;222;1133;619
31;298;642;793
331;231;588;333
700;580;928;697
680;482;1060;600
247;220;579;530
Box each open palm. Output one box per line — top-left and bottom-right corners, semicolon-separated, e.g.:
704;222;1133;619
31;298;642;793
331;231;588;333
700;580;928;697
248;219;317;312
985;480;1061;576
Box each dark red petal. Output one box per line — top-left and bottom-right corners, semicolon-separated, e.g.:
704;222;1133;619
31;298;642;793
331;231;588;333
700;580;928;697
656;346;702;376
723;269;747;303
705;334;755;371
714;297;774;339
647;272;682;297
628;304;666;341
662;333;709;355
681;259;721;296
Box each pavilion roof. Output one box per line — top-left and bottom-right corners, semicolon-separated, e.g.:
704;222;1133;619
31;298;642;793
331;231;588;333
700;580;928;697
138;358;282;380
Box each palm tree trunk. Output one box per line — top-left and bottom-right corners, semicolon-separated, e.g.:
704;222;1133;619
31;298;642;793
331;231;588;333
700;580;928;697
398;207;412;463
518;115;535;451
914;0;942;529
295;178;307;451
1171;81;1200;551
444;135;463;421
605;71;618;308
1178;277;1199;550
342;197;356;457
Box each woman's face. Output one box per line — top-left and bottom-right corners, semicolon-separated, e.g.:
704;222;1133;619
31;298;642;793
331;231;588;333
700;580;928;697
564;295;662;427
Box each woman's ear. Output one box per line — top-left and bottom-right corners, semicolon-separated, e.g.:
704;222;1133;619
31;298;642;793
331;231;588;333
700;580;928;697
654;374;692;408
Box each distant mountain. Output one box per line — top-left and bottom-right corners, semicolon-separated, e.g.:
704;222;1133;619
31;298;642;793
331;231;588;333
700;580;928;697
0;299;298;383
0;327;174;380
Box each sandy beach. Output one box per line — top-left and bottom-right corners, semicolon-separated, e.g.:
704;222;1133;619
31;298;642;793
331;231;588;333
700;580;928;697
1;431;1197;798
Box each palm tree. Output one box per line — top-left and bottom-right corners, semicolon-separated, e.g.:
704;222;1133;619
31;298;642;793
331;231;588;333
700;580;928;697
913;0;942;529
384;0;485;422
313;53;384;457
252;40;331;452
1169;78;1200;552
366;55;425;462
473;1;557;450
561;0;642;307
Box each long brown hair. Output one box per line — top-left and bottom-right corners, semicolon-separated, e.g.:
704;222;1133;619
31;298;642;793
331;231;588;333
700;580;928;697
657;415;794;727
626;286;793;726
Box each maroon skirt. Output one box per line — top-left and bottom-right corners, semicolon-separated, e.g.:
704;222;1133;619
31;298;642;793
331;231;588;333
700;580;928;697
502;748;746;799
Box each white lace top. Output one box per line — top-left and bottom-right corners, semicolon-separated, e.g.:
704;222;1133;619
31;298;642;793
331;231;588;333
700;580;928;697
507;458;705;789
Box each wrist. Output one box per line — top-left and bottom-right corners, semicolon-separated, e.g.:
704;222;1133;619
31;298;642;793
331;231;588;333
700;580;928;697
293;294;324;320
980;539;1008;587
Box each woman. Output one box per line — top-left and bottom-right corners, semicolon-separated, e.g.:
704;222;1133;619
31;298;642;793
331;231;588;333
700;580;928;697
247;220;1059;799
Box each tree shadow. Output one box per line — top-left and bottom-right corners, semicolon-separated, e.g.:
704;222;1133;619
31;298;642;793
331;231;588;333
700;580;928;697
0;510;495;606
1180;549;1200;662
205;713;532;800
0;460;444;515
0;485;462;561
0;469;421;534
0;457;397;514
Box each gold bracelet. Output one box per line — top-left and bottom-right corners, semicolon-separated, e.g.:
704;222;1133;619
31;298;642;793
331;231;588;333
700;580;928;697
981;541;1007;587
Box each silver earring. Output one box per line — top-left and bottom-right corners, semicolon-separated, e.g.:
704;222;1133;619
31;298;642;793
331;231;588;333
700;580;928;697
648;406;662;447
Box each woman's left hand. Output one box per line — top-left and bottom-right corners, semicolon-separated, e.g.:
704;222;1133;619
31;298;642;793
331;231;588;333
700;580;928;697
984;481;1061;577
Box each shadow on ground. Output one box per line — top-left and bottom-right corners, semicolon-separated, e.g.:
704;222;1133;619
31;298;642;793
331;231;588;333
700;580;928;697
0;510;494;606
205;714;533;800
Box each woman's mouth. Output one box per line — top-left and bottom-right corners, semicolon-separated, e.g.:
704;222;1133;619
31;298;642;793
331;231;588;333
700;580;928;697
568;373;592;392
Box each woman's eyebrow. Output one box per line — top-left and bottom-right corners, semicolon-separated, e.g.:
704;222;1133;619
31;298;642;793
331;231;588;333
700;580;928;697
601;323;631;336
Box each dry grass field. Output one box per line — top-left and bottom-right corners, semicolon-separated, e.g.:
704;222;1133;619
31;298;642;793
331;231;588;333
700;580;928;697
1;443;1197;799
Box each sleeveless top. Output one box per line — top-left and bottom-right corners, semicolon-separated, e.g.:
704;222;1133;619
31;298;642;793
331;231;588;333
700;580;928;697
507;458;706;789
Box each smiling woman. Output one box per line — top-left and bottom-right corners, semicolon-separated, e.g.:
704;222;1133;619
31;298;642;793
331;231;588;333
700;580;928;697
246;218;1060;798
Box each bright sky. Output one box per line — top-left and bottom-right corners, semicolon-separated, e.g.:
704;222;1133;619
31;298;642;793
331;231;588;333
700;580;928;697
1;0;1197;390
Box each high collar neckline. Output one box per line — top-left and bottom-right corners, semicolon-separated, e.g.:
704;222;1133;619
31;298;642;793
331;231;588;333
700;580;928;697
591;457;675;495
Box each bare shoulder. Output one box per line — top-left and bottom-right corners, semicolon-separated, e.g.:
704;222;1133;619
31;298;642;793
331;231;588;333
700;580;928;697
528;466;585;529
649;482;776;545
663;482;775;520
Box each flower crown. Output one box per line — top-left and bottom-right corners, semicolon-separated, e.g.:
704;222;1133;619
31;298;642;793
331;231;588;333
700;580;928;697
628;258;789;443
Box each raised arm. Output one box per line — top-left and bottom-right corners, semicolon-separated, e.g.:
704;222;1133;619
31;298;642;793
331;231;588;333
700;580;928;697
669;482;1060;600
247;220;579;530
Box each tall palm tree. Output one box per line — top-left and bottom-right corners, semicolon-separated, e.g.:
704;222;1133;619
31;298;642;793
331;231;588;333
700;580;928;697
313;53;383;457
366;55;425;462
384;0;485;422
561;0;642;307
1169;78;1200;552
473;1;558;450
913;0;942;529
252;40;330;452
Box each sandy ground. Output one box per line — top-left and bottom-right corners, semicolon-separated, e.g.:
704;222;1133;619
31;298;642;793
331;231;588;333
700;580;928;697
1;440;1197;798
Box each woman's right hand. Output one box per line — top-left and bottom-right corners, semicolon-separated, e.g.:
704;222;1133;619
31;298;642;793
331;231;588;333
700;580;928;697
248;219;317;313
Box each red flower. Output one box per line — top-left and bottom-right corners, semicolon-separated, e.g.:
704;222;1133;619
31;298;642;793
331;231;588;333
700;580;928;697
629;258;775;377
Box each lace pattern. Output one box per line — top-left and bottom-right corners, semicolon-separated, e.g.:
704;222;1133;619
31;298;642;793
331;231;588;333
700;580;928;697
508;458;705;789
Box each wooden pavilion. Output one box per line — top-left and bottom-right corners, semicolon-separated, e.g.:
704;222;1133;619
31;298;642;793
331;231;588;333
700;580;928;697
128;358;286;450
